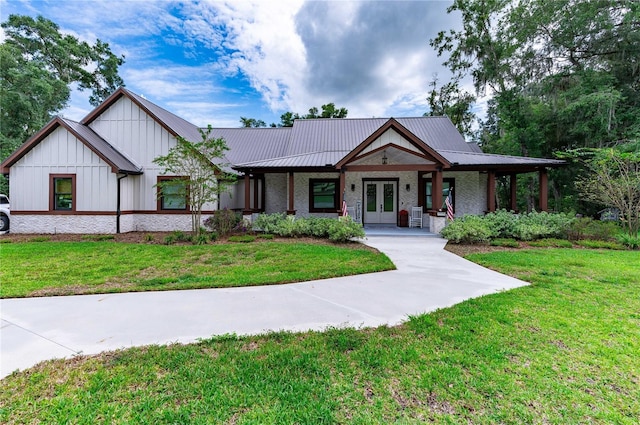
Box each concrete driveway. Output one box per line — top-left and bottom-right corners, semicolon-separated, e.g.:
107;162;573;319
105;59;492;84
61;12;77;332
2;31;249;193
0;235;528;378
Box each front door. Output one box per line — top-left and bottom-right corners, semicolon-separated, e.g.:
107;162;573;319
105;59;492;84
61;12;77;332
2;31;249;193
363;181;397;224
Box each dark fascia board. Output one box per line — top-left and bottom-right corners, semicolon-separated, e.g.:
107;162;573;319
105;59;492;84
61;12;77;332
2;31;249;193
335;118;452;169
1;117;64;173
233;166;337;174
451;162;566;173
0;117;142;175
81;87;180;139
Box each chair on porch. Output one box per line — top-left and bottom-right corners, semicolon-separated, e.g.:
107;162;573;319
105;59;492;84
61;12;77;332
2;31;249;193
345;206;356;221
409;206;423;228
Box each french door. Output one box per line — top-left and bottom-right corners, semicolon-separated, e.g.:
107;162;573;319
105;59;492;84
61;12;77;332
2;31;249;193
363;180;397;224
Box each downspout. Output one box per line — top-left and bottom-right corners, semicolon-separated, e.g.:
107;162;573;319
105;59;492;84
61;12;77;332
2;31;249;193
117;173;129;234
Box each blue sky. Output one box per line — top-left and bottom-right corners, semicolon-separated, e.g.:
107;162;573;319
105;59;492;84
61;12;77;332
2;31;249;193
1;0;463;128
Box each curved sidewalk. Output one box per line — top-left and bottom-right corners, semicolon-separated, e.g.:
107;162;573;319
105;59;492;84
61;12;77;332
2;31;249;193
0;236;528;378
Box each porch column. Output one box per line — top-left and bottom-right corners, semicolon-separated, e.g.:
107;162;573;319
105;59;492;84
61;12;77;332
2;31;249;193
431;168;443;214
510;173;517;212
539;167;548;211
339;170;346;216
242;173;251;215
487;170;496;212
253;176;259;211
287;171;295;215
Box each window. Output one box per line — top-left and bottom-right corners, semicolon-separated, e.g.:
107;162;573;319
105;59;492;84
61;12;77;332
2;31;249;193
309;179;339;212
424;178;455;211
158;177;188;211
50;174;75;211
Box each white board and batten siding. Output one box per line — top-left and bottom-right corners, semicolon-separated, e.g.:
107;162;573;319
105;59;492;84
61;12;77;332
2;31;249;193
10;126;116;212
8;126;119;233
89;96;216;213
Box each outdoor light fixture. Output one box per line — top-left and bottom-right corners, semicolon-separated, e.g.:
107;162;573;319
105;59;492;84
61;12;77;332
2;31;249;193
382;150;388;165
406;184;410;191
351;183;355;191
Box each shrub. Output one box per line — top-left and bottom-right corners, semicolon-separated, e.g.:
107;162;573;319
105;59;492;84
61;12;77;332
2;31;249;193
257;233;274;239
440;215;492;244
513;211;575;241
163;235;176;245
251;213;364;242
192;234;209;245
616;233;640;250
327;216;365;242
442;211;576;243
203;209;241;236
253;212;287;234
483;210;519;239
143;233;155;242
567;217;621;241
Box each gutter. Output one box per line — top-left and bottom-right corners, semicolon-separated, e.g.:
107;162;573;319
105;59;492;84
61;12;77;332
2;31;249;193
116;173;129;233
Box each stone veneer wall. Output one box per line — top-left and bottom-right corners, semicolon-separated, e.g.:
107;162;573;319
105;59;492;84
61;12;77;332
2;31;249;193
265;173;287;214
9;214;198;234
441;171;485;217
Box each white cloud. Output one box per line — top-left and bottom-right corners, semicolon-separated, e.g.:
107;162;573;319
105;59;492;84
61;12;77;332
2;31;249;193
2;0;467;126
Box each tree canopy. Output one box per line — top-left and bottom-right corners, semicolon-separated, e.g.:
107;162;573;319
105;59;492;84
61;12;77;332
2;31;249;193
241;103;348;128
0;14;125;163
432;0;640;212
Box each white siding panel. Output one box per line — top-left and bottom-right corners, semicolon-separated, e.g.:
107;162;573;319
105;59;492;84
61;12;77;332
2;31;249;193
360;129;421;155
9;127;115;212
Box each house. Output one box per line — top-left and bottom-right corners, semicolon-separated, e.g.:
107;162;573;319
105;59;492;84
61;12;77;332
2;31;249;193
0;88;564;234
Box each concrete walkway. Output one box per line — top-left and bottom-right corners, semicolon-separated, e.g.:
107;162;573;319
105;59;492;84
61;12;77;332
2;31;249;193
0;236;528;378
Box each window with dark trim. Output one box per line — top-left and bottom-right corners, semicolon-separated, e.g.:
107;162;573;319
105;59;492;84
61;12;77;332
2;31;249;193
424;177;455;211
50;174;76;211
158;176;189;211
309;179;339;212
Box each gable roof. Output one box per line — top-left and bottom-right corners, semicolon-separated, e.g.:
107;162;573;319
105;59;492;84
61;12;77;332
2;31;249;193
0;117;142;174
82;87;203;143
1;87;564;176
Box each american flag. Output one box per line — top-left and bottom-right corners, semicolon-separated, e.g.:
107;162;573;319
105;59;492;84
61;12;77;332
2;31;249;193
342;198;348;216
445;188;454;221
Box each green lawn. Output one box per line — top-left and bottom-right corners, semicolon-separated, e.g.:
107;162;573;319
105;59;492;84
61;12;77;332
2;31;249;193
1;248;638;424
0;241;394;298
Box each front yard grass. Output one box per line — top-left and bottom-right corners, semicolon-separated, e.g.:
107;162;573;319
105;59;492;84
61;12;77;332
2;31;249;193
0;240;394;298
1;249;638;423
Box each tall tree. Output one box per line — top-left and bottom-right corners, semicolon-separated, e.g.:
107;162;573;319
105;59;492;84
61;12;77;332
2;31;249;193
432;0;640;212
0;15;125;163
424;75;476;137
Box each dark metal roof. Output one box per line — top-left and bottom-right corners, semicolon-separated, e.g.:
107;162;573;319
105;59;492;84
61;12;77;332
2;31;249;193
62;118;143;174
0;117;142;175
122;89;203;143
208;127;292;166
226;117;479;168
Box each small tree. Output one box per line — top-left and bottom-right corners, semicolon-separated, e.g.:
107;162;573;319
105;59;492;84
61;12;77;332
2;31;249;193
571;147;640;237
153;125;236;236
